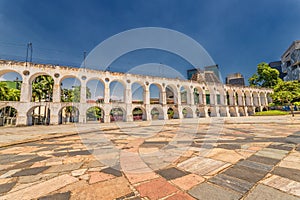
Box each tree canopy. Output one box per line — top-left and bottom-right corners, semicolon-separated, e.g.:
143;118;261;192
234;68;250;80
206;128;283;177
271;80;300;105
249;62;281;88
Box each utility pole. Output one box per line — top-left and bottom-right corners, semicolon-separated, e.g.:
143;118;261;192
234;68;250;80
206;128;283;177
26;42;33;66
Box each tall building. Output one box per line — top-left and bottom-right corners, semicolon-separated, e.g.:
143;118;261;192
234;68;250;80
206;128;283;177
204;65;221;81
187;64;221;82
225;73;245;86
269;61;285;80
281;40;300;81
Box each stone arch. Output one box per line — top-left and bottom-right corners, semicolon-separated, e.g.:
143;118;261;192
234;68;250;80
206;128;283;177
180;86;191;105
229;107;237;117
182;107;193;118
208;107;217;117
0;70;23;102
226;89;235;106
131;82;145;104
86;78;105;103
219;107;227;117
0;106;17;126
109;80;125;103
149;83;163;104
166;84;178;104
194;87;204;105
252;92;259;106
132;106;146;121
236;90;244;106
247;107;254;116
196;107;206;117
262;107;268;111
27;105;51;125
244;91;251;106
260;92;266;106
167;106;179;119
31;74;54;102
86;106;104;123
110;107;126;122
267;93;272;104
238;107;246;116
60;76;82;103
59;106;79;124
151;107;164;120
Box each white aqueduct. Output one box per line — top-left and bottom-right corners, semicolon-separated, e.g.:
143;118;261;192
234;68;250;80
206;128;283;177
0;60;273;126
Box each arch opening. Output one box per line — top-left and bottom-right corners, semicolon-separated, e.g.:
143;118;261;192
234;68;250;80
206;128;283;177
149;83;162;104
0;71;22;101
27;106;51;125
110;81;125;103
0;106;17;126
59;106;79;124
86;106;104;123
132;82;144;104
132;107;145;121
61;77;81;103
182;107;193;118
86;79;104;103
110;107;125;122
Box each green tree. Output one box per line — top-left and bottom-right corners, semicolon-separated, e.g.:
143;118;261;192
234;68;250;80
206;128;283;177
249;62;281;88
0;82;9;101
271;80;300;105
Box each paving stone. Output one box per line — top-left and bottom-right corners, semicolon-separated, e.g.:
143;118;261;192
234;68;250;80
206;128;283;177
0;174;78;200
217;144;241;150
209;173;254;194
68;150;92;156
272;167;300;182
71;169;87;177
52;152;68;157
101;167;122;177
115;192;136;200
70;177;132;200
136;177;179;199
87;160;105;168
268;143;295;151
262;174;300;197
165;192;195;200
38;191;71;200
0;169;21;178
45;162;83;173
206;148;244;163
0;181;16;194
156;167;190;180
18;173;57;184
244;184;300;200
88;172;115;184
171;174;205;191
188;182;242;200
178;157;230;176
0;154;37;165
12;166;50;177
236;159;273;172
255;148;288;160
247;155;280;166
223;165;267;183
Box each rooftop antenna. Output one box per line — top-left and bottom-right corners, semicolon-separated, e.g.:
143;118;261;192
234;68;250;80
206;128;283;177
25;42;33;66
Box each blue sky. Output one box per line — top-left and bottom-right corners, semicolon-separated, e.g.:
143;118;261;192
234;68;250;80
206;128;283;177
0;0;300;84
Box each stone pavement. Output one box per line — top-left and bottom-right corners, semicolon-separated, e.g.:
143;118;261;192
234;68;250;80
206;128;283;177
0;116;299;200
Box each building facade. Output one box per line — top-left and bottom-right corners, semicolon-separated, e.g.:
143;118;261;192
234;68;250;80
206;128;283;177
0;60;273;126
225;73;245;86
281;40;300;81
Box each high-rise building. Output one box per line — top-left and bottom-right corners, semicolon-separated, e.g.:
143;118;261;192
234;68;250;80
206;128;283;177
269;61;285;80
204;65;221;81
281;40;300;81
225;73;245;86
187;64;221;82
